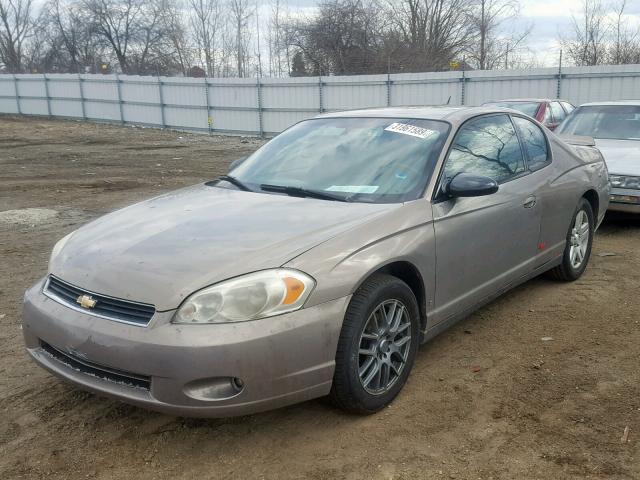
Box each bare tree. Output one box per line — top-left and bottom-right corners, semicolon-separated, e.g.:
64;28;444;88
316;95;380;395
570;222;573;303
286;0;477;75
13;0;640;78
229;0;252;77
82;0;183;74
562;0;609;66
24;20;53;72
267;0;289;77
133;0;174;73
82;0;142;73
189;0;222;76
45;0;101;72
164;0;195;75
465;0;530;70
609;0;640;64
0;0;37;72
217;19;236;76
385;0;474;72
286;0;385;76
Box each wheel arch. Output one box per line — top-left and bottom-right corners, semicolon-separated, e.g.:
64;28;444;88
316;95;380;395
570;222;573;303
355;260;427;332
582;188;599;220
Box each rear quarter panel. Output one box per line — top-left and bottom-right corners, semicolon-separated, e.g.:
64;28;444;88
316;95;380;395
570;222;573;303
538;136;609;264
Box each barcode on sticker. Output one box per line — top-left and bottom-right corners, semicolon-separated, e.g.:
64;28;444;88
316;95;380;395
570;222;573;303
384;123;436;139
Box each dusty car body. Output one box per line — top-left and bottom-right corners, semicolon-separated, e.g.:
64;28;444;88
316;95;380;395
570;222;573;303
23;106;609;417
557;101;640;213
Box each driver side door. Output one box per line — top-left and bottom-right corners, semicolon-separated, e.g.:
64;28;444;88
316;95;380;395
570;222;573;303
430;114;542;325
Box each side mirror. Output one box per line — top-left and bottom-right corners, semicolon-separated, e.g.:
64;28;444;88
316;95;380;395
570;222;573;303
228;156;248;172
445;173;499;198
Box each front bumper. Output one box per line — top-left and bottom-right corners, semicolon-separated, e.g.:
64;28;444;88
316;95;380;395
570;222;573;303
609;187;640;213
22;278;350;417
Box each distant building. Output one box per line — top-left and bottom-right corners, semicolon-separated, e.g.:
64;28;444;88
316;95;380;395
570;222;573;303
188;66;206;78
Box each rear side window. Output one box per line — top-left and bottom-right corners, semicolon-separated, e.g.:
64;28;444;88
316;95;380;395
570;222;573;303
561;102;575;114
444;114;526;184
550;102;566;123
513;116;550;171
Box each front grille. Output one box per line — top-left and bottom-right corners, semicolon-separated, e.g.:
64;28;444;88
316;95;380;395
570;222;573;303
41;341;151;390
45;275;155;326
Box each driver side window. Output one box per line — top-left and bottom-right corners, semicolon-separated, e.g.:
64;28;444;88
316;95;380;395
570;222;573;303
443;114;526;184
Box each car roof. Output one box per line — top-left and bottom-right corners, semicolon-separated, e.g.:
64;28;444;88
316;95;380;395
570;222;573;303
317;106;521;126
484;98;571;103
579;100;640;107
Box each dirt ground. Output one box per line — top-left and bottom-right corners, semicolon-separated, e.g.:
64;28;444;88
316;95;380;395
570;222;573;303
0;116;639;480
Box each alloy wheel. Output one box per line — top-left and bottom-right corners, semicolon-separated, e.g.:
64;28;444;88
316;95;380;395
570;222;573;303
358;299;412;395
569;209;590;269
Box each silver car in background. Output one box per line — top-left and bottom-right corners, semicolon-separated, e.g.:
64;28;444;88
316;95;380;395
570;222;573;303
557;101;640;213
23;106;609;417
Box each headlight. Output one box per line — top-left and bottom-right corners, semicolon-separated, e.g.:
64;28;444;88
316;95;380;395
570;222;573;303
49;231;75;271
173;269;315;324
610;175;640;190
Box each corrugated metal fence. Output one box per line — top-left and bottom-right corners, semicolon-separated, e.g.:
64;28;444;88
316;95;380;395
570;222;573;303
1;64;639;136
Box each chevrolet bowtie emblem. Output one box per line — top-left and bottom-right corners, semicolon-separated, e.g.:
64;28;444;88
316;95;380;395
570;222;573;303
76;294;97;309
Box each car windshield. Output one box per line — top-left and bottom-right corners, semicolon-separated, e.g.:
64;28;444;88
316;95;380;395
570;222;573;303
228;117;450;203
485;102;540;117
557;105;640;140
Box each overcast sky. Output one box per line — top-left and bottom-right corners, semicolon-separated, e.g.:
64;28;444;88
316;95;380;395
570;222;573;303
273;0;640;67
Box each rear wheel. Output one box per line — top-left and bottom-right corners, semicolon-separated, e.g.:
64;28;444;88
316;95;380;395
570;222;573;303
547;198;594;281
329;274;420;414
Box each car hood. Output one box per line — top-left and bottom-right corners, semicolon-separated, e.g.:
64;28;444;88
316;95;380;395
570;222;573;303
51;184;397;310
595;139;640;176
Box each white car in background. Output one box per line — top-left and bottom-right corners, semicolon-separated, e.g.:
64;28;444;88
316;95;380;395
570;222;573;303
557;101;640;214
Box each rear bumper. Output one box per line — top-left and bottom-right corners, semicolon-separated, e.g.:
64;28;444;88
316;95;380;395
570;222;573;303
22;278;350;417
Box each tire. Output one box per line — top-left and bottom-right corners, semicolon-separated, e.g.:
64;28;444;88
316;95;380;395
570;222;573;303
329;273;420;414
547;198;594;282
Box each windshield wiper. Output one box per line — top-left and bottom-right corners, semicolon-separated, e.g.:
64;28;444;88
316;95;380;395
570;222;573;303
216;174;252;191
260;184;351;202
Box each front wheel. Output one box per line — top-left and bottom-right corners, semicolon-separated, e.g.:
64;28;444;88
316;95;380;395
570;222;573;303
547;198;594;281
329;274;420;414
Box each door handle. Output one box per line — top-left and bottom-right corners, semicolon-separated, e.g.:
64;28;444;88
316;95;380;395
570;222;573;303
523;196;537;208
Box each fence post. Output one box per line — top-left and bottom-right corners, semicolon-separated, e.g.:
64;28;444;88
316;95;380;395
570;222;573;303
460;70;466;106
556;49;563;99
256;77;264;137
157;76;166;128
204;78;212;135
78;74;86;120
13;75;21;114
43;74;52;117
114;73;125;125
386;72;391;107
318;76;323;113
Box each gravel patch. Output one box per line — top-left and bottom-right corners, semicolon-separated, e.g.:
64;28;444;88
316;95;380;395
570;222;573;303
0;208;59;225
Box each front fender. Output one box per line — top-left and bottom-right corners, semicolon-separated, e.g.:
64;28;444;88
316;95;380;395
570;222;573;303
285;200;436;318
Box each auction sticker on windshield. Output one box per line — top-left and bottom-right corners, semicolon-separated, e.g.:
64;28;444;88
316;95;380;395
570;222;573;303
384;123;437;139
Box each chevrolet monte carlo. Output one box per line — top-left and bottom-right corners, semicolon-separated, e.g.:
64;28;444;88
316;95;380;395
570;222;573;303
23;106;610;417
